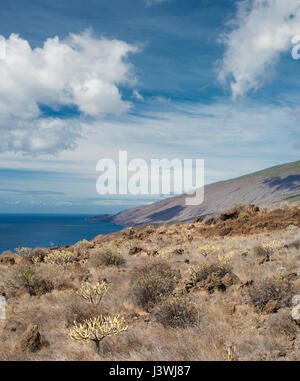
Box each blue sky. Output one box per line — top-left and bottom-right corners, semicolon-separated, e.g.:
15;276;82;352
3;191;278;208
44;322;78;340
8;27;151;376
0;0;299;214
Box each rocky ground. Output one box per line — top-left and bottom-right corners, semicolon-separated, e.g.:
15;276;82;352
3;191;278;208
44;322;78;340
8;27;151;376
0;204;299;361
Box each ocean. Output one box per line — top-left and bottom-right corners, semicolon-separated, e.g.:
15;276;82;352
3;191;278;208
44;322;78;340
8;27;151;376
0;214;123;253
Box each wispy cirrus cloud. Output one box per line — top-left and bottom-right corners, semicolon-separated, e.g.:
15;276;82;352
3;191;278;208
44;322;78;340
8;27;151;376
218;0;300;98
0;188;64;195
145;0;172;7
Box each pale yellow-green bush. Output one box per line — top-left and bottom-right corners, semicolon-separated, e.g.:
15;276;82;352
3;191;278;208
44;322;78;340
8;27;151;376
261;239;283;252
44;250;78;268
217;253;234;265
197;244;221;257
70;315;128;353
76;239;94;248
77;281;109;305
14;247;32;256
224;239;241;250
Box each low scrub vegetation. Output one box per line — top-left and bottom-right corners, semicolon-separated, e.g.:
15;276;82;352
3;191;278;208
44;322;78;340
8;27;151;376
155;297;198;328
189;263;231;286
248;278;293;312
44;250;78;268
69;315;128;353
77;281;109;305
98;248;125;266
0;204;299;361
132;260;179;309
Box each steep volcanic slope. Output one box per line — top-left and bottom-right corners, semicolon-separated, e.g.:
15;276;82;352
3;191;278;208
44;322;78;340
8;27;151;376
92;160;300;226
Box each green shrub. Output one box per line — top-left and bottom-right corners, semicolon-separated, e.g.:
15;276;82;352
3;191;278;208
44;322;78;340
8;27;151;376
9;264;54;296
100;248;125;266
16;265;36;291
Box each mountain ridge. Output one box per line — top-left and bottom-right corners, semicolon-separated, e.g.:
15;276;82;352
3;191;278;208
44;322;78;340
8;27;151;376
89;160;300;226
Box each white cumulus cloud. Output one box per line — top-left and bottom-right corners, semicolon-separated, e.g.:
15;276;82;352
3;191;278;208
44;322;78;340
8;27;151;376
0;30;138;154
219;0;300;98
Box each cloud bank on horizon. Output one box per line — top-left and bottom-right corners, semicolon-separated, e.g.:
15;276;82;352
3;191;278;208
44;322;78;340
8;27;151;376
219;0;300;98
0;30;138;155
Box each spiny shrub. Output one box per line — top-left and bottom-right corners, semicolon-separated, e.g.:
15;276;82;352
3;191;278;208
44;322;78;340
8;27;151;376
155;297;198;328
248;278;293;312
132;260;179;309
15;265;36;293
99;248;125;266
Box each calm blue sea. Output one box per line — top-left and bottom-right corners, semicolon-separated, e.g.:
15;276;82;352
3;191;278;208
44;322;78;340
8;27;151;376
0;214;123;253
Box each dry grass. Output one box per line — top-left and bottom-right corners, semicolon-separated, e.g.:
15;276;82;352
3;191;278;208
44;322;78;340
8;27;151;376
0;206;299;361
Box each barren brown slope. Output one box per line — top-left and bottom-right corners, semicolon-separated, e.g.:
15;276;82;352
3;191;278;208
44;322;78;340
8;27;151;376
92;160;300;226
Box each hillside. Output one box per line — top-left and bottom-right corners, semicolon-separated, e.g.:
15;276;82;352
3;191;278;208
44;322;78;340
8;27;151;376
0;204;299;361
91;160;300;226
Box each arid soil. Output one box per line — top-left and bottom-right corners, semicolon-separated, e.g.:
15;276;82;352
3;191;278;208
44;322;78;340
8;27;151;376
0;204;299;361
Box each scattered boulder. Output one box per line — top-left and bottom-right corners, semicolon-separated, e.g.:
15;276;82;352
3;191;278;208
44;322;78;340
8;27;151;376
292;295;300;306
0;252;19;266
189;265;240;294
219;209;240;221
286;273;298;282
15;324;41;353
263;300;279;314
147;250;159;257
222;272;240;288
203;216;217;226
129;247;143;255
257;254;270;265
193;216;203;223
291;304;300;322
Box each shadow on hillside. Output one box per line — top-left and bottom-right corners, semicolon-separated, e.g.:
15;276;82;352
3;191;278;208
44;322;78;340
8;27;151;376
263;175;300;191
148;205;185;221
